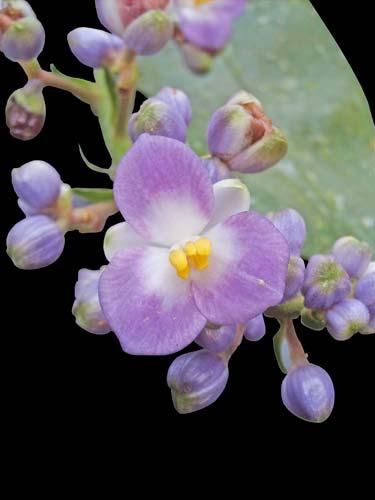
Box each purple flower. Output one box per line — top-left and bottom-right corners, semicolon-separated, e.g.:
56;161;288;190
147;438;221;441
195;324;236;352
67;28;124;68
332;236;372;279
244;314;266;341
73;268;110;335
302;255;351;310
99;135;289;355
326;298;370;341
167;349;229;413
173;0;246;52
6;215;65;270
355;262;375;307
11;160;62;210
0;15;45;61
281;363;335;423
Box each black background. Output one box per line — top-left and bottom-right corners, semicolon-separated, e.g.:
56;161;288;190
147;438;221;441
1;0;374;433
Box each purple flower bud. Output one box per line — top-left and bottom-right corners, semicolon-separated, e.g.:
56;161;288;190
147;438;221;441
6;80;46;141
95;0;169;35
244;314;266;341
128;98;187;142
283;255;305;301
326;298;370;341
302;255;351;310
195;324;236;353
155;87;192;126
6;215;64;270
1;16;45;61
73;268;110;335
203;156;232;184
67;28;124;68
167;350;229;414
332;236;372;279
281;363;335;423
361;304;375;335
122;10;173;55
355;264;375;307
267;208;306;256
226;90;262;108
177;42;213;74
11;160;62;210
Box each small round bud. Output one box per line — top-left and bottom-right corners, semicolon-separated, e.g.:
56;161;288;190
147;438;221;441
128;97;187;142
283;255;305;301
6;215;65;270
355;265;375;307
281;363;335;423
67;27;124;68
123;10;173;55
6;80;46;141
202;156;232;184
195;324;236;353
178;42;214;74
332;236;372;279
267;208;306;256
244;314;266;341
11;160;62;210
326;298;370;341
155;87;192;126
1;16;45;61
73;268;110;335
167;349;229;414
302;255;351;310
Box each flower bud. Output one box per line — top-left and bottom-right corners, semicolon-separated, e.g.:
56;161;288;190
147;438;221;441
155;87;192;126
203;156;232;184
0;1;36;19
73;268;110;335
128;98;187;142
1;16;45;61
122;10;173;55
6;80;46;141
6;215;64;270
361;304;375;335
195;324;236;353
244;314;266;341
11;160;62;210
326;298;370;341
267;208;306;256
355;265;375;307
95;0;169;35
167;350;229;414
281;363;335;423
178;42;214;74
283;255;305;301
332;236;372;279
67;28;124;68
302;255;351;310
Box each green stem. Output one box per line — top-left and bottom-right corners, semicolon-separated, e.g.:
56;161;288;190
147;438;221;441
282;318;308;368
222;323;246;361
115;50;138;139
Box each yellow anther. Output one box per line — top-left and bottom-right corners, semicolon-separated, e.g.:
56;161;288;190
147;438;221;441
194;255;209;270
177;266;190;280
169;250;188;272
195;237;212;256
195;0;212;5
184;242;197;257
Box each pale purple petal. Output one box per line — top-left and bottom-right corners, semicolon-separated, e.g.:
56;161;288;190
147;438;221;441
244;314;266;341
104;222;147;261
195;324;236;353
326;298;370;341
355;269;375;307
155;87;192;125
267;208;306;256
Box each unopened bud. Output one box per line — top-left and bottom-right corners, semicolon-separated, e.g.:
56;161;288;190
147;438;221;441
122;10;173;55
195;324;236;353
332;236;372;279
155;87;192;126
178;42;214;74
1;15;44;61
326;298;370;341
267;208;306;256
244;314;266;341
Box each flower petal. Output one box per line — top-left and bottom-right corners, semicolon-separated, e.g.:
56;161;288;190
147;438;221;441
99;246;206;355
192;211;289;324
104;222;147;261
114;135;214;246
204;178;250;231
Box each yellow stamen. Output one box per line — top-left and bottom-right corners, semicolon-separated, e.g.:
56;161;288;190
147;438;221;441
194;255;209;270
195;237;212;256
169;237;212;279
195;0;212;5
169;249;188;272
177;266;190;280
184;241;197;257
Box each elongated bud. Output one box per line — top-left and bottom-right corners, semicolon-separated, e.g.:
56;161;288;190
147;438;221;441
302;255;351;310
155;87;192;126
283;255;305;301
203;156;232;184
67;28;124;68
95;0;169;35
6;215;65;270
355;264;375;307
167;350;229;414
128;97;187;142
326;298;370;341
73;268;110;335
281;363;335;423
244;314;266;341
6;80;46;140
1;16;44;61
122;10;173;55
11;160;62;210
267;208;306;256
195;324;236;353
178;42;214;74
332;236;372;279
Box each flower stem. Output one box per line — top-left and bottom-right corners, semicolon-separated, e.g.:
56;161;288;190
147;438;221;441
115;50;138;139
222;323;246;361
282;318;308;368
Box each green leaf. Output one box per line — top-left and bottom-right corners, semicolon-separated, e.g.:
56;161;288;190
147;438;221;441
138;0;375;256
50;64;96;105
72;188;114;204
